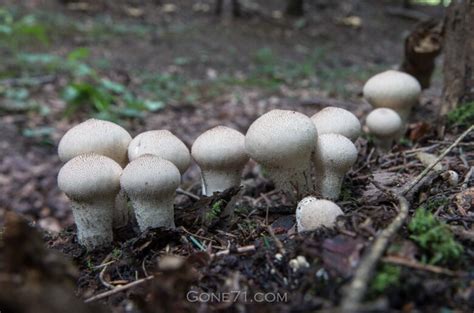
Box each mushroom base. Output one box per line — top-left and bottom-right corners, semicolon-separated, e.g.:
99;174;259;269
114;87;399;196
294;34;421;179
265;163;314;200
201;168;243;196
315;171;344;200
130;197;175;232
71;199;114;249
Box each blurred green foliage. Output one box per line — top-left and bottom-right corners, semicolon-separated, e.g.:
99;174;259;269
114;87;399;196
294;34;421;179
447;102;474;126
371;264;401;294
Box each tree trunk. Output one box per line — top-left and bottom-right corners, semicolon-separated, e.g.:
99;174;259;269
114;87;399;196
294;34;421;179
286;0;304;16
440;0;474;117
400;19;442;89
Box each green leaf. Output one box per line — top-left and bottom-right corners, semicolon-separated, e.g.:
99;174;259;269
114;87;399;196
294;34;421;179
100;78;126;94
67;47;90;62
144;100;164;111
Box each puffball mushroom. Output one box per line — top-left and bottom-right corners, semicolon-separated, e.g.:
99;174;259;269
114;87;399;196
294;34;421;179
128;130;191;174
296;197;343;232
58;118;132;167
314;134;358;200
366;108;403;152
310;107;361;142
58;118;132;228
58;153;122;249
363;70;421;124
191;126;249;196
120;155;180;231
245;109;318;197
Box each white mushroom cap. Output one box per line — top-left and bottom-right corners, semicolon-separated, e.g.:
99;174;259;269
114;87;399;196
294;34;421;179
58;118;132;167
191;126;249;196
245;109;318;196
58;153;122;249
366;108;403;151
296;197;343;232
128;130;191;174
314;134;358;200
362;70;421;122
120;155;181;231
311;107;361;142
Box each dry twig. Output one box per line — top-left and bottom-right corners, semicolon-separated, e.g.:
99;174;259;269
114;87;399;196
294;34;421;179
84;275;155;303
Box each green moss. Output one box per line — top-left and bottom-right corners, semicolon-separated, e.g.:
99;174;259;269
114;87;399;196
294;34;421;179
408;207;463;265
371;264;401;294
447;102;474;126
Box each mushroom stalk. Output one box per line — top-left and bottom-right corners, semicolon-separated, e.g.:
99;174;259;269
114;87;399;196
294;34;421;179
130;197;175;230
314;169;344;200
113;190;130;228
264;162;314;196
201;168;243;196
70;198;114;249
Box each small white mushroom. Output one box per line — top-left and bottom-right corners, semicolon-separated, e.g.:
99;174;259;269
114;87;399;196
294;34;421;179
58;153;122;249
191;126;249;196
366;108;403;152
296;197;343;232
128;130;191;174
245;109;318;197
310;107;361;142
363;70;421;124
120;155;181;231
441;170;459;186
314;134;358;200
58;118;132;228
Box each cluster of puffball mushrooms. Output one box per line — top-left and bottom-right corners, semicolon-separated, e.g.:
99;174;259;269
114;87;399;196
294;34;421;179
57;70;421;249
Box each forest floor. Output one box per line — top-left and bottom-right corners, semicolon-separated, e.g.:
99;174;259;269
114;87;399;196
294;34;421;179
0;0;473;312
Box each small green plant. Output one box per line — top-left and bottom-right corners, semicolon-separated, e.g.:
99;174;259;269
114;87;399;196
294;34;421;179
0;8;49;48
371;264;400;294
204;199;225;223
447;102;474;126
409;207;463;265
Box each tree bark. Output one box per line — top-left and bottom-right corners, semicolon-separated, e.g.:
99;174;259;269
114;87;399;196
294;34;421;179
440;0;474;116
400;19;442;89
286;0;304;16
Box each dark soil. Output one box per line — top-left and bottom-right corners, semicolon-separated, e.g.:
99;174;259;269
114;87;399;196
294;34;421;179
0;1;472;313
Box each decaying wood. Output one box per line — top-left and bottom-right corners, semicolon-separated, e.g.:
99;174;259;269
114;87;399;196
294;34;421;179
440;0;474;116
400;19;443;89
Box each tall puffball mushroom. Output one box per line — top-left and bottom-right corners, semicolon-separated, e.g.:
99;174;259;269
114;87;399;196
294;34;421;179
191;126;249;196
314;134;358;200
58;118;132;228
296;197;343;232
310;107;361;142
58;153;122;249
362;70;421;124
245;109;318;197
128;130;191;174
366;108;403;152
120;155;181;231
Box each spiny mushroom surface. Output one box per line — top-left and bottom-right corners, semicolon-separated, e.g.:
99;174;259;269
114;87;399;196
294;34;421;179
120;155;181;231
313;133;358;200
245;109;318;197
366;108;402;152
58;118;132;228
296;197;343;232
58;118;132;167
311;107;361;142
128;130;191;174
362;70;421;123
192;126;249;196
58;153;122;249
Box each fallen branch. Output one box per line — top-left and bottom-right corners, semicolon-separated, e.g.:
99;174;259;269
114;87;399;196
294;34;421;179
176;188;200;200
340;125;473;312
211;245;256;258
84;275;155;303
382;256;466;277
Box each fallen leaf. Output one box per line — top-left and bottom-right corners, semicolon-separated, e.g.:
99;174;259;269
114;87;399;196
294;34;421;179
416;152;443;171
322;235;364;277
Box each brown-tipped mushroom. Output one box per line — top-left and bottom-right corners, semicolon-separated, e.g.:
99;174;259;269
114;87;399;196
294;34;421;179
191;126;249;196
58;153;122;249
58;118;132;228
120;155;181;231
311;107;361;142
245;109;318;198
128;130;191;174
